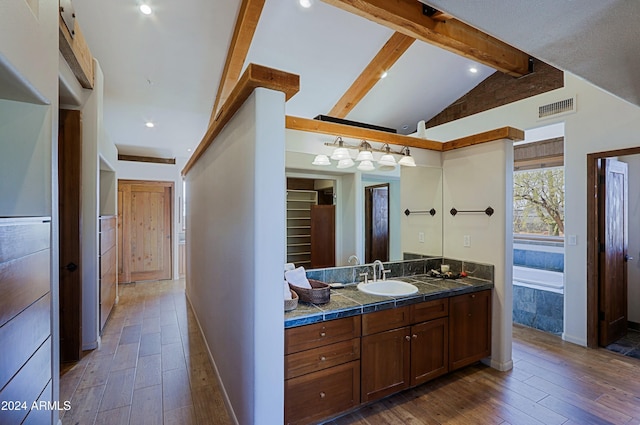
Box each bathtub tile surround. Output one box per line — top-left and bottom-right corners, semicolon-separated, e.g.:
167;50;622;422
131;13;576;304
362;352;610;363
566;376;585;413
512;285;563;335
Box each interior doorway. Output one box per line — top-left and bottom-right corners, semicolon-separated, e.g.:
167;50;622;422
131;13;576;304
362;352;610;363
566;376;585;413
118;180;173;283
587;147;640;348
58;109;83;362
365;183;389;263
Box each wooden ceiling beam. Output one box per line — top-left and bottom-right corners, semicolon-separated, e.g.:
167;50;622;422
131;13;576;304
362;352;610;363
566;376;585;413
184;64;300;176
442;127;524;151
286;115;443;151
328;31;415;119
321;0;531;77
209;0;265;124
59;14;94;89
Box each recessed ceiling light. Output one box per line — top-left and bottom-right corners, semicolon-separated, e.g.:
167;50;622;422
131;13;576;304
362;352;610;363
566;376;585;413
145;122;154;128
469;66;478;74
187;148;192;152
139;4;152;15
380;71;388;79
299;0;312;8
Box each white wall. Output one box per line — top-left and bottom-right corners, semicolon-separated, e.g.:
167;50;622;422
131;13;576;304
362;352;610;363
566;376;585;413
115;156;186;280
185;88;285;425
619;154;640;324
401;165;443;257
443;140;513;370
0;1;59;423
427;72;640;346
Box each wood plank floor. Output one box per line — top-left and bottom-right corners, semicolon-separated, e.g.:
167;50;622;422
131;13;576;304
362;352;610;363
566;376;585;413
62;279;640;425
327;325;640;425
59;279;232;425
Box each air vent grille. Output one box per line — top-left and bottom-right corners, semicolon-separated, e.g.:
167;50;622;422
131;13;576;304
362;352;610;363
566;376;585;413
538;97;575;119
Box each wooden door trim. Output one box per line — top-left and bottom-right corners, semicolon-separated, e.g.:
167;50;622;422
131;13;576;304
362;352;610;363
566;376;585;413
587;146;640;348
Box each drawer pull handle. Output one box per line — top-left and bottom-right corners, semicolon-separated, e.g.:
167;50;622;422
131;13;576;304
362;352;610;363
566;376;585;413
412;334;418;339
320;332;326;337
320;356;326;361
471;294;476;298
319;392;326;399
468;313;472;317
405;336;411;341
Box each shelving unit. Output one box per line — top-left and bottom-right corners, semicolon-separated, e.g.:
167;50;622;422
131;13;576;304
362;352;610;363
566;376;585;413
286;190;318;267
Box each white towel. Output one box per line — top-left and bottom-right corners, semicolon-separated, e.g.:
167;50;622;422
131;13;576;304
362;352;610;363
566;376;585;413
284;280;292;300
285;266;312;289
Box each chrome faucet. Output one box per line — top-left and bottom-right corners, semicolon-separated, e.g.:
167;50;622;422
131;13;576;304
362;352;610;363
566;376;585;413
372;260;384;281
348;254;360;266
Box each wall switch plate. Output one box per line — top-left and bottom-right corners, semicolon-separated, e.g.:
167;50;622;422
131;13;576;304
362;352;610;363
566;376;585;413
463;235;471;247
568;235;577;246
418;232;425;243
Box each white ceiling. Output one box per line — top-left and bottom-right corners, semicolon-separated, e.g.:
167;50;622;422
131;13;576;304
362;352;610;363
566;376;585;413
68;0;640;159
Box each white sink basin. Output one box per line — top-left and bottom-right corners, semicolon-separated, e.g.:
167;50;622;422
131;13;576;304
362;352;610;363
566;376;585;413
357;279;419;297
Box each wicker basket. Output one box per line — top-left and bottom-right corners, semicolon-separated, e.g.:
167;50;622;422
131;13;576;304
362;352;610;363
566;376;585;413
284;289;298;312
289;279;330;304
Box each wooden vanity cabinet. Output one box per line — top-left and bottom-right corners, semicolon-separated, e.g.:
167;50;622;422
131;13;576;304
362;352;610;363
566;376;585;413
284;316;361;425
449;290;492;371
361;299;449;403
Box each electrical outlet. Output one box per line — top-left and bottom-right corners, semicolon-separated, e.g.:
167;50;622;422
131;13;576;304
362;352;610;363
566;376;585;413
463;235;471;247
418;232;425;243
568;235;577;246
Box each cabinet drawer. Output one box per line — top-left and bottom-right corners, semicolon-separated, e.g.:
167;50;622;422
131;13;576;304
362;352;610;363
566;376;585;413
285;316;361;355
285;338;360;380
410;298;448;323
285;360;360;425
362;306;410;336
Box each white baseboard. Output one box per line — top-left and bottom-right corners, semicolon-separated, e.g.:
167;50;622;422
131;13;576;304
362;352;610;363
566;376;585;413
562;333;587;347
483;357;513;372
185;293;239;425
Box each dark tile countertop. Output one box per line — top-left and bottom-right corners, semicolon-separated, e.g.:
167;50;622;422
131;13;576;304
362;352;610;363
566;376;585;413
285;274;493;328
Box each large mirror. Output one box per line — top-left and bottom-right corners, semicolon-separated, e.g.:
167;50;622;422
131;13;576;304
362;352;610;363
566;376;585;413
285;132;443;268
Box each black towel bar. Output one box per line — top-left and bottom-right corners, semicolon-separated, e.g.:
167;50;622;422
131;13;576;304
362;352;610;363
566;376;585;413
449;207;494;217
404;208;436;216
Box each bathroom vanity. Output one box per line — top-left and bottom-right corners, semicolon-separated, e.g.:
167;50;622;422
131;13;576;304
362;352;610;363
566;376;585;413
284;271;492;425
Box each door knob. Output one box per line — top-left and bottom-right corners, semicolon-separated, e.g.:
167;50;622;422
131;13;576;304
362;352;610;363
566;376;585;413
625;255;634;262
63;262;78;272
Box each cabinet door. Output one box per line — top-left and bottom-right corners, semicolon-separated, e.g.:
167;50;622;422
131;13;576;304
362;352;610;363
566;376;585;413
449;290;492;371
410;318;448;386
361;327;411;402
285;360;360;425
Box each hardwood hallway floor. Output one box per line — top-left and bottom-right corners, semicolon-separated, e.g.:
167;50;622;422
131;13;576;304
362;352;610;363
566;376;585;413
327;325;640;425
60;279;232;425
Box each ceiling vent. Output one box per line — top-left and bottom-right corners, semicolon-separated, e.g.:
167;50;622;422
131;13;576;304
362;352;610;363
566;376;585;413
538;96;576;120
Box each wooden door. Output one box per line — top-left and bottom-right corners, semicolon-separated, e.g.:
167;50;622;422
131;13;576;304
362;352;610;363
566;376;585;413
118;180;172;283
361;326;410;402
410;317;448;386
310;205;335;268
598;159;628;346
365;184;389;263
58;109;82;362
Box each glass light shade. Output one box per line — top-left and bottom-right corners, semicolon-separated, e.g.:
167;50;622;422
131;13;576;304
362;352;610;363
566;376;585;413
357;160;375;171
330;147;350;160
312;154;331;165
398;155;416;167
378;153;397;167
336;158;355;169
378;165;396;172
356;150;374;162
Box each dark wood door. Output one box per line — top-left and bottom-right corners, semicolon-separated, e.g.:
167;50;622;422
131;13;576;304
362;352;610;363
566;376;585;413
365;184;389;263
58;109;83;362
449;290;492;371
598;159;628;346
361;326;410;402
118;180;172;283
410;317;449;386
310;205;335;268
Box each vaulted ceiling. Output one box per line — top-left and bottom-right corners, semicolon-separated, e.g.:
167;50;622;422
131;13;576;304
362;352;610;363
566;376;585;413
68;0;640;159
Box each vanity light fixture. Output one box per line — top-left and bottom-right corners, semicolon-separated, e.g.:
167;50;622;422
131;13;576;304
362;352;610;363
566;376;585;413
336;158;355;169
329;137;350;160
357;160;375;171
355;140;374;162
378;144;397;167
312;154;331;165
139;3;152;15
398;147;416;167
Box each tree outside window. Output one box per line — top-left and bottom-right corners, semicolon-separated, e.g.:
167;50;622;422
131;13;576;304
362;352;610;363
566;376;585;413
513;167;564;236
